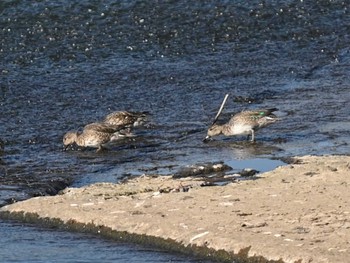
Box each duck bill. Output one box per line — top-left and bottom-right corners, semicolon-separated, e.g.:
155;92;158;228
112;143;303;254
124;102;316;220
203;135;212;143
63;144;73;151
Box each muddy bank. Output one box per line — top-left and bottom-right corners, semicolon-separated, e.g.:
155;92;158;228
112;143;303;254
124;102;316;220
0;140;73;206
0;177;71;206
1;155;350;263
0;165;71;206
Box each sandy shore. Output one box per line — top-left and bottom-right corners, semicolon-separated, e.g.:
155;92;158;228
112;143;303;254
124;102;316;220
1;155;350;262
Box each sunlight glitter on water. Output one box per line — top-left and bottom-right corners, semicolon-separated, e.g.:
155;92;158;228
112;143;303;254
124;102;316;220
1;0;349;261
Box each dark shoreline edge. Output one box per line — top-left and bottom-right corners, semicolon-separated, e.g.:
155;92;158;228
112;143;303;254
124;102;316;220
0;210;283;263
0;168;72;207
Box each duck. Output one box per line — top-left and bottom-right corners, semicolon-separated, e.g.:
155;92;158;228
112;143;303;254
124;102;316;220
103;111;148;127
204;108;279;142
63;122;134;152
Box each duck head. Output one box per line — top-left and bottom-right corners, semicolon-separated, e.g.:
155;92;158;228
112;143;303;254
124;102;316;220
203;124;223;142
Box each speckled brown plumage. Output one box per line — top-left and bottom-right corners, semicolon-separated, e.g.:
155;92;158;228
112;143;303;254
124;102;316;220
63;122;134;152
204;108;279;142
103;111;148;127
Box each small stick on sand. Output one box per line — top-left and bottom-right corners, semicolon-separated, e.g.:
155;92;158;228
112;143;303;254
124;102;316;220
211;93;229;125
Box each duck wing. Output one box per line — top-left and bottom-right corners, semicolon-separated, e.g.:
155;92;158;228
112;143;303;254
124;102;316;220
249;108;278;118
104;111;148;126
84;122;125;134
228;108;278;126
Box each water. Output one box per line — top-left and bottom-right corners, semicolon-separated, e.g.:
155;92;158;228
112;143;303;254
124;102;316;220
0;0;349;261
226;158;285;173
0;220;208;263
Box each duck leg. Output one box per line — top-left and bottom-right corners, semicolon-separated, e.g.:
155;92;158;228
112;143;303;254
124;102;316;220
96;145;107;153
250;129;255;142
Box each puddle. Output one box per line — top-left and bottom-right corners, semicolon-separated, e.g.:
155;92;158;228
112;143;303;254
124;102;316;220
200;158;286;186
225;158;286;173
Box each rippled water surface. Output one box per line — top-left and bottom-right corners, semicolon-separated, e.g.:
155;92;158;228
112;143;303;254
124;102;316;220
1;0;349;261
0;220;210;263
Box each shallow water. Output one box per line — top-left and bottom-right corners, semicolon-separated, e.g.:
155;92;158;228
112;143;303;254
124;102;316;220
0;0;349;261
226;158;285;173
0;220;210;263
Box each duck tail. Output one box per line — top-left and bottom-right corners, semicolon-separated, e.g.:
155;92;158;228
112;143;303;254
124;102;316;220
134;111;149;126
266;108;278;113
110;127;136;140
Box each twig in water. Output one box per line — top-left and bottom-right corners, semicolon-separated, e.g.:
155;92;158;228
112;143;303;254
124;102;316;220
211;93;229;125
